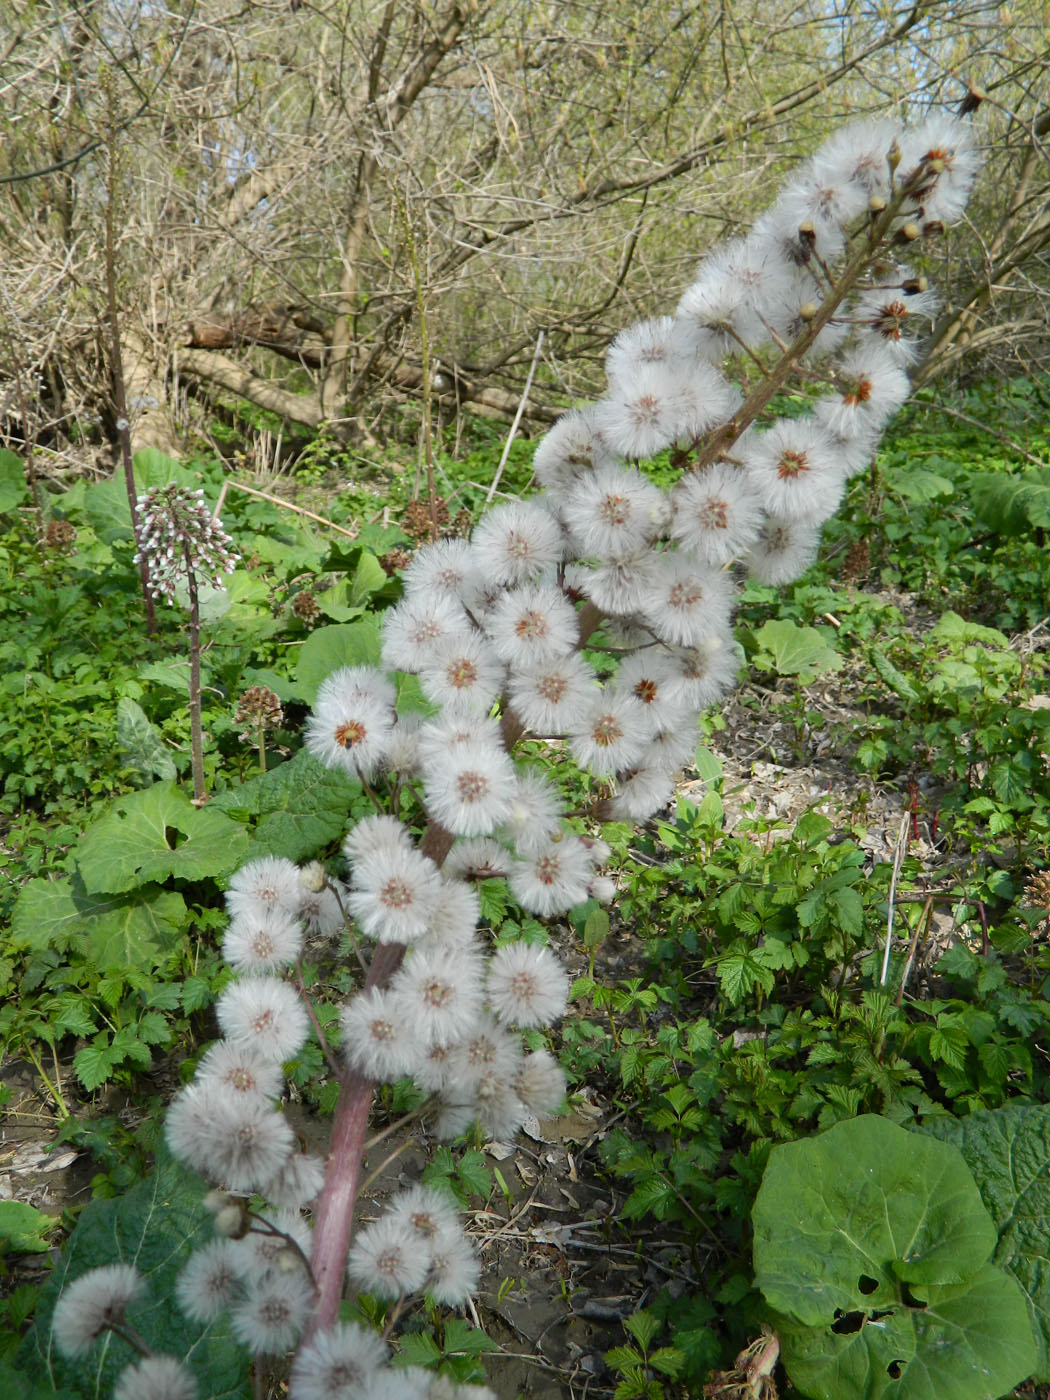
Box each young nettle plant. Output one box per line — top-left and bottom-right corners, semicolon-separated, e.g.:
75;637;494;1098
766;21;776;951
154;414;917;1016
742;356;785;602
46;114;984;1399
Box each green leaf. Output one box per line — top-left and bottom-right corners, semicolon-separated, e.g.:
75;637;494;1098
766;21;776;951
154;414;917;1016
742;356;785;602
116;698;177;782
751;619;841;684
881;465;955;503
296;620;382;703
16;1150;250;1399
922;1102;1050;1380
441;1318;501;1356
210;749;363;863
0;1201;57;1254
970;468;1050;536
0;1359;77;1400
871;648;920;703
582;907;610;949
649;1346;686;1379
455;1150;491;1200
397;1332;443;1367
76;782;250;893
79;454;200;543
624;1309;661;1353
11;876;187;971
73;1045;116;1093
0;450;29;513
754;1115;1035;1400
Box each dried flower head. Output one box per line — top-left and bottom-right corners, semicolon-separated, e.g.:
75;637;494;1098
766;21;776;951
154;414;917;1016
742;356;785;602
291;589;321;625
235;685;284;741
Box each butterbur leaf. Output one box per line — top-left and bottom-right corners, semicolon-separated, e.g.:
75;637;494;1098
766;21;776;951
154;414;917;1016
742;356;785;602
296;619;383;701
76;782;250;893
970;468;1050;536
210;748;366;862
922;1102;1050;1380
15;1149;250;1399
881;465;954;503
753;1115;1036;1400
11;875;186;971
751;619;841;684
0;1359;77;1400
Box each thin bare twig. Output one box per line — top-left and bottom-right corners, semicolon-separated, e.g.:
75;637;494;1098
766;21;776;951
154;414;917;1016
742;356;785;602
880;814;912;987
487;330;544;505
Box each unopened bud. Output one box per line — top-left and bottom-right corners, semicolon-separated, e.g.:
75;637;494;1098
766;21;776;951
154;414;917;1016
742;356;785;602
869;195;887;213
214;1203;249;1238
798;302;819;322
300;860;327;894
887;139;902;172
275;1247;305;1274
203;1189;233;1215
894;222;920;244
902;276;928;295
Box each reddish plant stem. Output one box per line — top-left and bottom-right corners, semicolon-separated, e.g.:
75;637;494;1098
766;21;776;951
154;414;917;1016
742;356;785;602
310;588;605;1329
307;828;452;1333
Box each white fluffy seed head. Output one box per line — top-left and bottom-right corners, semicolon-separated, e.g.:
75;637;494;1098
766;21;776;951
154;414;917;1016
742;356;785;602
51;1263;146;1359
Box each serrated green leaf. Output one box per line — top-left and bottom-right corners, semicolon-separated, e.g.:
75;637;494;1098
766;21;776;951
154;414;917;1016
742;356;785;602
624;1309;661;1352
52;997;97;1037
76;782;250;893
180;977;212;1014
136;1012;171;1045
455;1150;491;1200
0;1201;57;1253
441;1318;501;1355
649;1346;686;1378
623;1175;673;1221
116;698;177;782
397;1332;443;1367
605;1345;644;1371
211;748;363;863
16;1150;250;1399
72;1045;115;1092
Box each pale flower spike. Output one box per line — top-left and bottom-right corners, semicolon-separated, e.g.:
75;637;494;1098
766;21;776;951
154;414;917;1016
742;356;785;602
47;111;981;1394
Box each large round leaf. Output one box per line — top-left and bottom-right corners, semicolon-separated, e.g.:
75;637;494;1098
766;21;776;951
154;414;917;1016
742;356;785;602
753;1115;1036;1400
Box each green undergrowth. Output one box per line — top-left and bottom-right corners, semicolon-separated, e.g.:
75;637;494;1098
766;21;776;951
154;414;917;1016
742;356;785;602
1;378;1050;1395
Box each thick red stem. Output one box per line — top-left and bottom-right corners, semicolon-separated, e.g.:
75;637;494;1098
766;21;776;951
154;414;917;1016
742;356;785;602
306;827;452;1333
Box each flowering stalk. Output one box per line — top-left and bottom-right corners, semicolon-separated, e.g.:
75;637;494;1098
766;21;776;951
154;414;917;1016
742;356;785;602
49;112;983;1400
135;486;238;803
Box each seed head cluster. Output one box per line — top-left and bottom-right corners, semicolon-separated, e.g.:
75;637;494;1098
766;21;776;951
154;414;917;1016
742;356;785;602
52;112;980;1396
